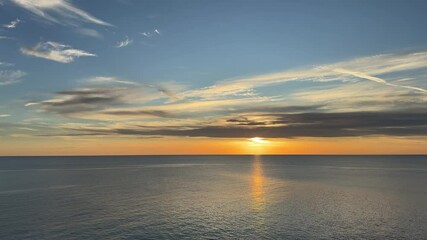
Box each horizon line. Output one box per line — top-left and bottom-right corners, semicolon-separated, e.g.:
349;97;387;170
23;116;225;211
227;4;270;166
0;154;426;158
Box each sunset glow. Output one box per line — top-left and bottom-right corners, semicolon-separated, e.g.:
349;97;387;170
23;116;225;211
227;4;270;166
249;137;268;144
1;0;427;155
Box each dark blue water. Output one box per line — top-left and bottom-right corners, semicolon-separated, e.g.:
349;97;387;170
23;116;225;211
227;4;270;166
0;155;426;239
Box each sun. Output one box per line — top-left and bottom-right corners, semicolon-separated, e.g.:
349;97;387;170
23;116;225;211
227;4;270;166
249;137;268;144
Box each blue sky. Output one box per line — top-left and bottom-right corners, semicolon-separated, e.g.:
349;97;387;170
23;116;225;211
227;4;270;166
1;0;427;154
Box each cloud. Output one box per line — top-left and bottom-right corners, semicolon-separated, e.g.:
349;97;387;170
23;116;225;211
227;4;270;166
333;68;427;93
76;28;103;38
10;0;112;26
0;70;26;85
141;32;151;37
75;97;270;120
33;89;269;121
39;87;129;115
2;18;21;28
0;114;10;117
180;52;427;100
83;76;184;100
0;62;14;67
151;82;184;101
102;109;174;118
116;36;133;48
26;50;427;140
34;84;181;118
0;120;54;138
293;81;427;112
21;41;96;63
62;109;427;138
226;116;270;126
141;29;161;37
31;77;189;119
124;98;268;114
84;76;139;86
240;105;324;114
24;102;38;107
0;36;14;40
18;127;37;131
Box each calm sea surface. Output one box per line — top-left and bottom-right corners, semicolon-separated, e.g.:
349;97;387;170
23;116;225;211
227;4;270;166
0;155;426;239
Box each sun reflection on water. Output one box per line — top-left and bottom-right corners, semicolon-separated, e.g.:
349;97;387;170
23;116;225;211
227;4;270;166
251;155;265;211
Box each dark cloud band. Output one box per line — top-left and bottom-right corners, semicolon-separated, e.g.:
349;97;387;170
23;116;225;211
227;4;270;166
59;110;427;138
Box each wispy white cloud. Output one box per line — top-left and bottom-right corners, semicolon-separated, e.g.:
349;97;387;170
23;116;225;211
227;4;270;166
395;78;415;82
293;81;427;112
85;76;139;86
333;68;427;93
0;70;26;85
71;97;270;120
83;76;184;100
116;36;133;48
141;29;161;37
141;32;151;37
24;102;39;107
10;133;33;138
0;114;11;117
21;41;96;63
0;36;14;40
180;52;427;100
0;62;14;67
76;28;103;38
2;18;21;28
18;127;38;131
10;0;112;26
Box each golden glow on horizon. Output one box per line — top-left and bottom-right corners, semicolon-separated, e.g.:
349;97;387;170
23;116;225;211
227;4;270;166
245;137;272;155
1;136;427;155
249;137;268;144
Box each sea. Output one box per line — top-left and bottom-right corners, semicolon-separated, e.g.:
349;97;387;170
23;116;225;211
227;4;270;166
0;155;426;239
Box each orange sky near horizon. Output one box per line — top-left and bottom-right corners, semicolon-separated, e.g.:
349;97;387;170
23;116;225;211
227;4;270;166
1;136;426;156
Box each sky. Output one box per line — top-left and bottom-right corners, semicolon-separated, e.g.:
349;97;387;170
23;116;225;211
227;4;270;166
1;0;427;155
